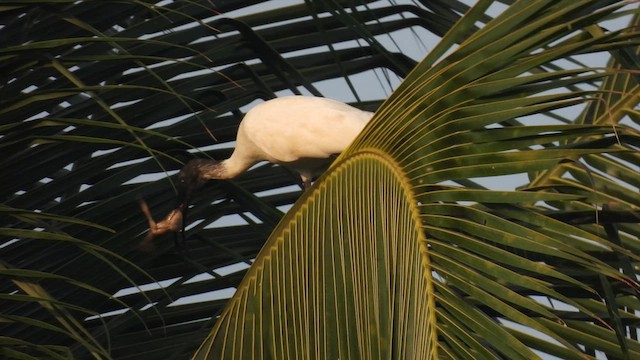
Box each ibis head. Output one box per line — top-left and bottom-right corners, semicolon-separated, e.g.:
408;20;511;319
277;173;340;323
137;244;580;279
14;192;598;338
176;158;223;206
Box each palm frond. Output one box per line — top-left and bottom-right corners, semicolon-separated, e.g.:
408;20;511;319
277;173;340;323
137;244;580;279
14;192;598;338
1;1;470;358
194;1;640;359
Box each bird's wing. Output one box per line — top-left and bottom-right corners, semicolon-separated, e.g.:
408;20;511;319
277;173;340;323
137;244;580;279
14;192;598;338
241;96;372;163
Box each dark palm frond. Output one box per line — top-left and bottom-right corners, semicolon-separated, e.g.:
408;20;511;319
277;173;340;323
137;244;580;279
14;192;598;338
1;1;475;358
193;1;640;359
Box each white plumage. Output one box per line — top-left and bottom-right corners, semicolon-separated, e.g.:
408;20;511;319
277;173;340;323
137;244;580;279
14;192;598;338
181;95;374;189
140;96;374;244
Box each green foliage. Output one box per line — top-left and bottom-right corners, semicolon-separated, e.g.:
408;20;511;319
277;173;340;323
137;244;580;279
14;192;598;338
1;1;639;359
194;1;640;359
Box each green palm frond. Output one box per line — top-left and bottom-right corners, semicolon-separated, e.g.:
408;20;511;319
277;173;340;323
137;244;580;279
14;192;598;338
1;1;639;359
2;1;469;358
194;1;640;359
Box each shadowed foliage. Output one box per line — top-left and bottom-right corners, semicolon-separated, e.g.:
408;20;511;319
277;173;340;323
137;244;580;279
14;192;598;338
1;1;639;359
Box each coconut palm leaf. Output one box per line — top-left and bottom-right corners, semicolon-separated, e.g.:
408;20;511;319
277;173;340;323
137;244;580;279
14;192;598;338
1;1;473;358
1;1;639;359
193;1;640;359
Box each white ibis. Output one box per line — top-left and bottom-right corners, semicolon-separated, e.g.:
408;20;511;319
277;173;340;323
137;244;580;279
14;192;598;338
180;95;373;190
140;95;374;243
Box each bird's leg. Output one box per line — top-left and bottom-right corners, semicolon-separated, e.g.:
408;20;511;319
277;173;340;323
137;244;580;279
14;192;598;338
299;174;312;190
302;178;312;190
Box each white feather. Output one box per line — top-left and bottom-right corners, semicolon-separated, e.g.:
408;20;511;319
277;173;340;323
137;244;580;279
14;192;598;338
221;96;373;183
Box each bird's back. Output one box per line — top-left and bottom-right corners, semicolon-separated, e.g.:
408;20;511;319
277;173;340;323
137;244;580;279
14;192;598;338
237;96;373;164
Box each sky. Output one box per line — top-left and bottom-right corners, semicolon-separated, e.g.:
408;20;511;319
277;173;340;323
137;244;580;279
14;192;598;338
109;2;637;359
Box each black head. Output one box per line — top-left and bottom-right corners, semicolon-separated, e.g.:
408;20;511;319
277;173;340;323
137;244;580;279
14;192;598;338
178;159;209;190
176;158;219;205
173;158;220;248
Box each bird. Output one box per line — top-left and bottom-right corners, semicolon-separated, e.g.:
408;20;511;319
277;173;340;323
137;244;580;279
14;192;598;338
140;95;374;244
178;95;374;195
